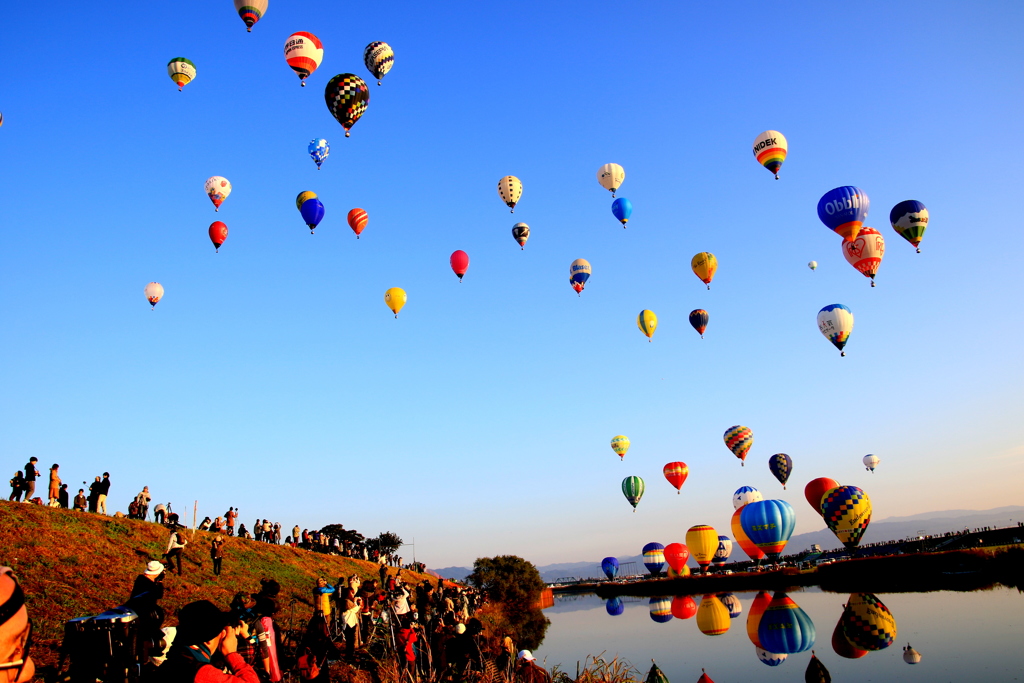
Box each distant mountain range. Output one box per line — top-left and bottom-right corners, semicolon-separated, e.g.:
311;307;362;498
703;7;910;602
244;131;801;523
432;506;1024;583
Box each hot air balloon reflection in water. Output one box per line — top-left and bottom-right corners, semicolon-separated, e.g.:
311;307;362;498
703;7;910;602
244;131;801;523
769;453;793;489
758;592;815;654
746;591;771;647
601;557;618;580
755;647;787;667
842;593;897;651
821;486;872;550
645;661;669;683
724;425;753;465
697;669;714;683
605;597;624;616
805;651;831;683
696;594;730;636
903;643;922;664
671;595;697;619
717;593;742;619
663;462;688;493
144;283;164;310
649;597;672;624
622;476;644;511
831;615;867;659
890;200;929;253
817;304;853;356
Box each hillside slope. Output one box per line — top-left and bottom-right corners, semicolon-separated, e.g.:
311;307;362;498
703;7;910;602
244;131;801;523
0;500;435;670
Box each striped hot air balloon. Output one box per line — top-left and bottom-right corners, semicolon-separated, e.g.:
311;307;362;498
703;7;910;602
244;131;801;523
167;57;196;91
637;310;658;341
731;507;766;561
610;435;630;460
622;476;645;511
752;130;788;179
347;208;368;238
842;227;885;286
740;500;796;558
696;594;730;636
724;425;753;465
663;462;689;493
233;0;268;32
746;591;772;647
649;597;672;624
284;32;323;86
642;542;667;576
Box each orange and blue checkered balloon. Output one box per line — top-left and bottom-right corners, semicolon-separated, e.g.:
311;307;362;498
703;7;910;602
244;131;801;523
724;425;753;465
769;453;793;489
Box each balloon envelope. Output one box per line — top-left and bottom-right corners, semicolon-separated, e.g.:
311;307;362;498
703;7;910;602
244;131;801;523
347;208;368;237
605;597;624;616
597;163;625;196
284;32;323;85
718;593;742;619
167;57;196;91
637;310;658;340
384;287;407;317
308;138;329;169
732;486;763;510
863;454;880;472
817;186;870;241
622;476;645;510
756;647;787;667
817;304;854;356
758;592;815;654
746;591;772;647
144;282;164;308
512;222;530;249
808;261;818;270
731;507;766;561
204;176;231;211
663;543;690;573
663;462;688;492
671;595;697;620
642;542;667;575
889;200;929;252
324;73;370;136
300;198;325;233
611;197;632;225
450;250;470;280
686;525;719;571
724;425;753;464
498;175;522;212
691;252;717;288
842;227;885;285
601;557;619;580
569;258;591;294
903;644;922;664
233;0;267;31
208;221;228;252
805;653;831;683
689;309;708;337
768;453;793;488
649;597;672;623
296;191;317;210
363;41;394;84
821;486;872;548
610;435;630;460
831;617;868;659
713;536;732;566
752;130;788;179
804;478;840;515
696;594;730;636
740;500;796;557
842;593;896;651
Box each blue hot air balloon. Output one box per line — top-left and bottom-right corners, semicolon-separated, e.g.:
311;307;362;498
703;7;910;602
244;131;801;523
601;557;619;580
758;592;816;654
714;535;733;567
769;453;793;489
817;186;870;242
605;597;625;616
642;542;667;576
611;197;633;227
740;500;796;559
649;597;673;623
308;138;330;170
300;198;325;234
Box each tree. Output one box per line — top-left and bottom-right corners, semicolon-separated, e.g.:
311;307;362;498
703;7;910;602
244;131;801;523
469;555;549;650
319;524;364;546
376;531;404;555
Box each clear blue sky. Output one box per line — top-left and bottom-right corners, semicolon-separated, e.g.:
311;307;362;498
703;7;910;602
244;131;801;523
1;1;1022;568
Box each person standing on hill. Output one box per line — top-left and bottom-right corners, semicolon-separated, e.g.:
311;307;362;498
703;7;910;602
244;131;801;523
292;525;300;544
88;476;101;512
225;507;238;536
47;464;61;506
22;458;38;502
8;471;25;502
164;527;188;575
97;472;111;515
136;487;151;521
210;535;226;577
58;484;69;509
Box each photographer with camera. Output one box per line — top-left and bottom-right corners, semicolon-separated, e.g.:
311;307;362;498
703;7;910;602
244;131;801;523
157;600;259;683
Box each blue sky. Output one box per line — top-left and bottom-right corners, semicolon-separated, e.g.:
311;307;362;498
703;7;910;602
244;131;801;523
1;1;1023;567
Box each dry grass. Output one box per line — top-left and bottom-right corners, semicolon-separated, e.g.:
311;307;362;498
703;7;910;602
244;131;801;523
550;653;642;683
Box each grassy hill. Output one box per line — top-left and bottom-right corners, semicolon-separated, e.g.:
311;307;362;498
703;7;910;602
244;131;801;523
0;500;436;672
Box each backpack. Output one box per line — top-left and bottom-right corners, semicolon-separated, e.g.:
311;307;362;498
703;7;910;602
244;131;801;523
296;646;322;680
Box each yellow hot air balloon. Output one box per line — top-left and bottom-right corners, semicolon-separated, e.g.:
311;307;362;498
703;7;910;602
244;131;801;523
691;252;717;289
610;435;630;460
497;175;522;213
696;594;731;636
296;191;318;210
167;57;196;92
686;525;719;573
637;310;657;341
384;287;407;318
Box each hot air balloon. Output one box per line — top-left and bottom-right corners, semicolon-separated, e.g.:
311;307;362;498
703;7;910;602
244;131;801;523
821;486;872;549
890;200;929;253
671;595;697;619
808;261;817;270
746;591;772;647
663;462;688;493
756;647;787;667
752;130;788;179
831;618;867;659
817;186;870;242
324;73;369;137
685;525;718;573
863;454;879;472
606;597;625;616
903;643;922;664
696;594;730;636
284;32;323;86
718;593;742;619
0;112;4;127
167;57;196;92
649;597;673;624
691;252;717;289
308;138;329;169
842;593;896;651
347;208;368;238
450;250;470;282
689;309;708;338
637;310;657;341
740;500;796;559
208;221;228;252
597;163;625;197
805;652;831;683
758;592;816;654
713;536;732;567
300;198;325;234
363;42;394;85
498;176;522;213
611;198;632;227
233;0;267;32
205;176;231;211
622;476;644;511
769;453;793;489
804;478;840;516
144;282;164;309
601;557;619;580
697;669;714;683
842;227;885;286
296;191;317;210
384;287;406;318
610;435;630;460
724;425;753;465
668;565;691;578
731;508;766;561
733;486;763;510
817;304;853;356
569;258;591;295
512;223;530;249
664;543;690;574
642;542;667;576
646;661;669;683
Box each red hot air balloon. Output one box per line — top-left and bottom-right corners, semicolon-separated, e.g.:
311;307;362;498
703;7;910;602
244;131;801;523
208;221;228;252
347;208;368;238
664;543;690;574
805;478;841;516
663;462;689;494
697;669;715;683
671;595;697;619
450;250;470;282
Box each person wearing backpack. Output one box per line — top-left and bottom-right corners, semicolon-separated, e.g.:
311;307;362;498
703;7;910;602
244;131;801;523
164;528;188;576
8;471;25;502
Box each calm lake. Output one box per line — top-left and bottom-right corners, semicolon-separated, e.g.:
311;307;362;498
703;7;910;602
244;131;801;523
539;588;1024;682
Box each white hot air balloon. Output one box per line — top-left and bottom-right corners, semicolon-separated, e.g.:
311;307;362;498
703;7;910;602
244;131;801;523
842;227;886;286
808;261;818;270
863;454;880;472
144;282;164;310
597;163;625;197
497;176;522;213
817;304;854;357
204;176;232;211
903;644;922;664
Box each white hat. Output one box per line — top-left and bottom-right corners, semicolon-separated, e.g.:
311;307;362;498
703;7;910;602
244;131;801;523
145;561;164;576
455;623;466;634
517;650;535;662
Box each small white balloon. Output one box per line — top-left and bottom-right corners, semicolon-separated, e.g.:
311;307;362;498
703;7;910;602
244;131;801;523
808;261;818;270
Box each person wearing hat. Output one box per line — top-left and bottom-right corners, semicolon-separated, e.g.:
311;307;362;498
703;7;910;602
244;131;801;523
127;561;167;661
0;566;34;683
516;650;551;683
158;600;259;682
